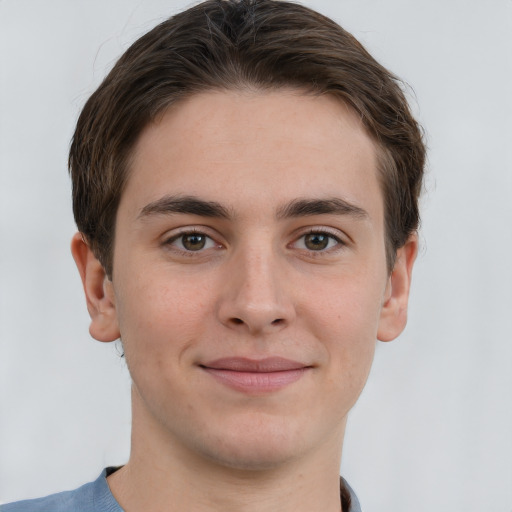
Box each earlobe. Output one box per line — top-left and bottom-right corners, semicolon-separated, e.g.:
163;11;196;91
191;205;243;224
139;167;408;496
377;234;418;342
71;232;120;342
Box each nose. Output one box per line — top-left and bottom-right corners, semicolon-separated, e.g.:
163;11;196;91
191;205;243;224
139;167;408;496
216;245;296;335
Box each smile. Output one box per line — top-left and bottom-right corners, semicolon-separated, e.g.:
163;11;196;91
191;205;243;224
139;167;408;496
200;357;311;394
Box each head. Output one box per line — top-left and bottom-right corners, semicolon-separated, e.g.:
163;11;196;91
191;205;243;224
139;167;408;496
69;0;425;279
69;0;425;474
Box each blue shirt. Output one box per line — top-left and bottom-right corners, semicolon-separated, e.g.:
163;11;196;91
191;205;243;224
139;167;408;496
1;468;362;511
1;469;121;512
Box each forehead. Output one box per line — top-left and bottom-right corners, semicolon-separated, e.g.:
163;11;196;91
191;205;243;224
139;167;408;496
122;89;382;222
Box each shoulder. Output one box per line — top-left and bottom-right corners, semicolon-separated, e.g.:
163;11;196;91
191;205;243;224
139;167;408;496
1;469;123;512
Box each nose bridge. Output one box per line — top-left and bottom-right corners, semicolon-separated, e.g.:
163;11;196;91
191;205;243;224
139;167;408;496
240;246;278;305
218;236;294;333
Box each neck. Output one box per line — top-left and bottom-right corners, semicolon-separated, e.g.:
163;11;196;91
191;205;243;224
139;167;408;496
107;388;346;512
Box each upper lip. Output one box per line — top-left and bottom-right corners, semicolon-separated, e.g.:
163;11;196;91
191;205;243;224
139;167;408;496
200;357;309;372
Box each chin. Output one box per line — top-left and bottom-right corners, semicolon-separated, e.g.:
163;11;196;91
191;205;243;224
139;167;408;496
202;442;298;472
194;415;312;472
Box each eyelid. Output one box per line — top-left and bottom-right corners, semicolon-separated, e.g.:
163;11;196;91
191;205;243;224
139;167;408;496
160;224;348;254
162;226;224;253
290;226;347;252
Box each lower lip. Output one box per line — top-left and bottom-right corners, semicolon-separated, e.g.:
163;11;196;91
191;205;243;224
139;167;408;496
202;368;308;394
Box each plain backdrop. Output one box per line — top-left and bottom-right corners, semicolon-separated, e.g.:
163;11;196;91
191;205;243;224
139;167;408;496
1;1;511;510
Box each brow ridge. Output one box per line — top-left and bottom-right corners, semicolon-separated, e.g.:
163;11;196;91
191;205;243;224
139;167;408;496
138;195;232;219
276;197;369;220
138;195;368;222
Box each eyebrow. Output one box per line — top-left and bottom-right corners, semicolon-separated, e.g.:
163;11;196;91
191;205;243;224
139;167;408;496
276;197;369;220
138;195;232;220
138;195;368;221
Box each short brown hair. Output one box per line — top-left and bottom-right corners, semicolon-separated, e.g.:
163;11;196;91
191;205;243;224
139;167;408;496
69;0;425;277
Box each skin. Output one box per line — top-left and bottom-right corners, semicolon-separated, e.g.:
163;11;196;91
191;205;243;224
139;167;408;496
72;89;417;512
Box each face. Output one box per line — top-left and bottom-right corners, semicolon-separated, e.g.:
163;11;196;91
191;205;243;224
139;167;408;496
74;90;416;472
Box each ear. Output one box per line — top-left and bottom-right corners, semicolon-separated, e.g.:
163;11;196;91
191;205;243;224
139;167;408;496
377;234;418;342
71;232;120;342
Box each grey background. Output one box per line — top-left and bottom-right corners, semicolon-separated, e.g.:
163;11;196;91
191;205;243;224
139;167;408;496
1;1;511;510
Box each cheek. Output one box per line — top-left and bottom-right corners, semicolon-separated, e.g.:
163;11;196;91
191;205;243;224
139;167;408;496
305;271;385;342
113;269;213;364
303;276;383;395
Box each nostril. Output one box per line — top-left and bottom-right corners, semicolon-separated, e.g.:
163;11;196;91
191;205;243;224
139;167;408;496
232;318;244;325
271;318;284;325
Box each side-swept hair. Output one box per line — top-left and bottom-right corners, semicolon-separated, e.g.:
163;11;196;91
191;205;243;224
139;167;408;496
70;0;425;277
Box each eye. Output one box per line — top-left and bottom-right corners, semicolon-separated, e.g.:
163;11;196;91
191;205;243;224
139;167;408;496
168;232;218;252
294;231;342;252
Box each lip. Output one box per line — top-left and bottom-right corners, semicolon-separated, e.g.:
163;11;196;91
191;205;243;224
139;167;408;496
200;357;311;394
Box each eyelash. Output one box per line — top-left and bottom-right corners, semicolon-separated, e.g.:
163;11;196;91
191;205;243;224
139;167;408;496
291;229;345;254
163;228;345;255
164;229;220;255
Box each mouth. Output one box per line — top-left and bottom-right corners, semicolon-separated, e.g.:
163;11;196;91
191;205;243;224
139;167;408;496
199;357;312;394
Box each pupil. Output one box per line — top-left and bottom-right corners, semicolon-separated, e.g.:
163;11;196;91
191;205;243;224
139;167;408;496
305;233;328;250
183;234;206;251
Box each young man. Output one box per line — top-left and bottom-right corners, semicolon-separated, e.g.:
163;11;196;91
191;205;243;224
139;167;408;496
2;0;425;510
